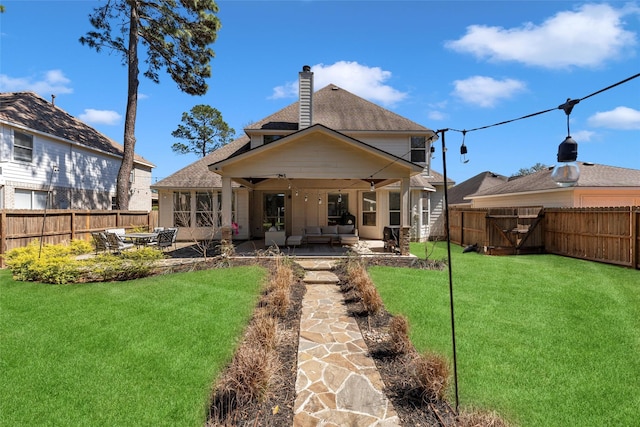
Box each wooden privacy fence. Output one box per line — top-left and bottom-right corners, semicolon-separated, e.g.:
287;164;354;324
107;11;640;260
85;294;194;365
545;207;639;269
449;206;640;269
0;209;158;266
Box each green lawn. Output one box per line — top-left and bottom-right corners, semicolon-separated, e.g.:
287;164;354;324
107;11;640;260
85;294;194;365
0;266;266;426
369;242;640;427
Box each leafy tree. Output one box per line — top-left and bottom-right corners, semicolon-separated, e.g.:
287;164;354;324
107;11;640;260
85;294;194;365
512;162;549;177
80;0;221;210
171;104;235;158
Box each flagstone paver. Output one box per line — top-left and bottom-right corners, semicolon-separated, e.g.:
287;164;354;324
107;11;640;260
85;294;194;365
294;259;400;427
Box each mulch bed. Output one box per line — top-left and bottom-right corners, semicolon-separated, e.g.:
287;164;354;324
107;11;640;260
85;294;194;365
196;252;458;426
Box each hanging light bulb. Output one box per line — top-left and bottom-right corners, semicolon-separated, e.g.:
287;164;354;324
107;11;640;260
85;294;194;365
318;195;322;205
304;194;308;202
551;136;579;187
288;182;291;190
370;181;375;192
338;193;342;203
295;189;299;197
552;99;580;187
460;130;469;164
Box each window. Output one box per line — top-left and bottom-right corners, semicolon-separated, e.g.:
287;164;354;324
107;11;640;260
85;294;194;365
327;193;349;225
111;197;117;210
173;191;191;227
410;136;426;163
15;189;48;209
422;193;429;226
263;193;285;231
196;191;217;227
362;191;376;226
264;135;284;144
389;192;401;226
13;131;33;162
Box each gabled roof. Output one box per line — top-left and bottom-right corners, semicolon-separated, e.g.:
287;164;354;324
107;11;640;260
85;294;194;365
448;171;508;204
0;91;153;167
468;163;640;199
152;136;250;189
245;84;434;133
209;124;424;178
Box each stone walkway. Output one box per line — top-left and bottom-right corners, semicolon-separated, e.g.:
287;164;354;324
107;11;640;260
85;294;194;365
293;260;401;426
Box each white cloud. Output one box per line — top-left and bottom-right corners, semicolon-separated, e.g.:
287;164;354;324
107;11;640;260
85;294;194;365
270;61;408;106
587;106;640;130
427;110;447;121
78;109;121;125
452;76;526;107
571;129;596;142
445;4;638;69
0;69;73;95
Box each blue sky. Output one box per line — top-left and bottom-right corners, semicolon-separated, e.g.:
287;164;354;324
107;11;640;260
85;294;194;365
1;1;639;184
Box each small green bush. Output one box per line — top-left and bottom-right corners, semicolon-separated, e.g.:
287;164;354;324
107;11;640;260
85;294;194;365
4;240;80;284
5;241;164;284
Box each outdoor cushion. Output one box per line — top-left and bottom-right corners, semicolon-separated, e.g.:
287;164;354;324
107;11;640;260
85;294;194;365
322;225;338;235
337;224;354;234
305;226;322;235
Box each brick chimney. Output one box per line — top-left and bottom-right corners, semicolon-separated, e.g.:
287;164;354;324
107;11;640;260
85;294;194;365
298;65;313;129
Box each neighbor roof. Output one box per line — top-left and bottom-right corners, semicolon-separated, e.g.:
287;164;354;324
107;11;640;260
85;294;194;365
448;171;509;204
469;163;640;199
0;91;154;167
245;84;434;133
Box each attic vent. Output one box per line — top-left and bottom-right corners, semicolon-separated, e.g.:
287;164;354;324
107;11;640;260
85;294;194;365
331;86;339;90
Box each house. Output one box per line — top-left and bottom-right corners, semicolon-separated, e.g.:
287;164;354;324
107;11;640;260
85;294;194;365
152;66;453;252
447;171;508;206
0;92;154;211
465;162;640;208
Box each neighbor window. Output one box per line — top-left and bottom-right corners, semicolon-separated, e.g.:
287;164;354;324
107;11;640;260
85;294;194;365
362;191;376;226
13;131;33;162
410;136;426;163
173;191;191;227
15;189;48;209
389;192;401;226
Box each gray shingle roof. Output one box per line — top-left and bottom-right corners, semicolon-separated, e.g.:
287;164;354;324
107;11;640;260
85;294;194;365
469;163;640;198
0;91;153;166
152;136;250;189
448;171;509;204
246;85;433;132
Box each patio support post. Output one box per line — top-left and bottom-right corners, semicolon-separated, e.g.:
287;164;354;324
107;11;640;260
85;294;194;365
400;176;410;255
220;176;233;243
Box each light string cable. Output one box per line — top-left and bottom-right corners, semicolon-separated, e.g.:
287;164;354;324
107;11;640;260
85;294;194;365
448;72;640;136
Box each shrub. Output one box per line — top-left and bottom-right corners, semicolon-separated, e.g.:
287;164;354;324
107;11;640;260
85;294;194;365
389;315;413;354
4;240;164;284
68;239;93;255
412;351;450;402
4;240;80;284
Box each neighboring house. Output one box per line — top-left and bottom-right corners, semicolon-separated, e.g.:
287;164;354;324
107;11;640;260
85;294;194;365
152;66;453;244
447;171;508;206
465;163;640;208
0;92;154;211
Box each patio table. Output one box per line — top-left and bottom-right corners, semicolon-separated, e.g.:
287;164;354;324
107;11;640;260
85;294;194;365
124;232;158;248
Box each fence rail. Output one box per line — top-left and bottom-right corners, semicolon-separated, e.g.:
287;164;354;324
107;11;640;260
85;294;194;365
0;209;158;266
449;206;639;269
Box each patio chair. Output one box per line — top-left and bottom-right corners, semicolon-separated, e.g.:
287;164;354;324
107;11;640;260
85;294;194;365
91;232;110;254
155;229;175;251
105;231;134;253
167;227;178;249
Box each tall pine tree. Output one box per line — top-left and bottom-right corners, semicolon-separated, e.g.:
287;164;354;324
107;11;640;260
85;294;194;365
80;0;220;209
